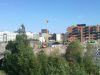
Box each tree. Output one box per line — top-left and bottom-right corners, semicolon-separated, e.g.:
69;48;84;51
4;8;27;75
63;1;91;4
83;42;99;75
6;40;14;50
5;40;15;52
3;29;35;75
17;24;26;34
47;56;70;75
65;40;83;63
37;51;48;75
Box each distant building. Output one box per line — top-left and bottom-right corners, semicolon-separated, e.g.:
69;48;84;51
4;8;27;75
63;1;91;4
63;32;68;42
41;29;49;33
0;31;18;42
0;31;36;42
56;34;63;42
67;24;100;43
33;33;40;40
49;33;64;43
26;32;34;39
39;37;45;42
41;29;49;43
49;33;56;41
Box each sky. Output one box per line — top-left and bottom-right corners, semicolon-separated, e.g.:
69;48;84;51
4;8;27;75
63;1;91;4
0;0;100;33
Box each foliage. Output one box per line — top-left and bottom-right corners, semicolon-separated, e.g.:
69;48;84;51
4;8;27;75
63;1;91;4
3;30;35;75
65;40;83;63
37;52;48;75
83;43;99;75
17;24;26;34
2;25;100;75
47;56;70;75
69;62;87;75
5;40;15;52
0;70;6;75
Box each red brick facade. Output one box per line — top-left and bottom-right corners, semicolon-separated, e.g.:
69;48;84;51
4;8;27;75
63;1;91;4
67;24;100;43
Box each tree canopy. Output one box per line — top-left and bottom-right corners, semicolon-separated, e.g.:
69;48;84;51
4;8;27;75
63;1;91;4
65;40;83;63
3;30;35;75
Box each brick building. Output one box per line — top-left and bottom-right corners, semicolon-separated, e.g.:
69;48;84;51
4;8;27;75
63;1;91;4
67;24;100;43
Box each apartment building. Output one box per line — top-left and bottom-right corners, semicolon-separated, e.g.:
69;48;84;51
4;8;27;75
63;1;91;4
0;31;35;42
0;31;18;42
67;24;100;43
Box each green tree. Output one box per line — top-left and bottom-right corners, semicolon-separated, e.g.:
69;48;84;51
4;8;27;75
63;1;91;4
17;24;26;34
47;56;70;75
83;43;99;75
5;40;14;51
3;31;35;75
65;40;83;63
37;51;48;75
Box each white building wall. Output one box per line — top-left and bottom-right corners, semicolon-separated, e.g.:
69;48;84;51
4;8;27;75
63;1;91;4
0;31;38;42
0;31;48;42
56;34;62;42
26;32;34;39
39;37;45;42
33;33;39;40
0;32;18;42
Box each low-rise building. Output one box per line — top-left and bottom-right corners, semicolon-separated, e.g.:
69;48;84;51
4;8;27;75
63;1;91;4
56;34;63;42
0;31;18;42
0;31;35;42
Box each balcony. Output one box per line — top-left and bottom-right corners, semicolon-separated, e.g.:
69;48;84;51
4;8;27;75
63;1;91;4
84;35;89;37
90;26;97;34
72;31;79;35
83;27;90;34
96;32;100;39
72;27;78;31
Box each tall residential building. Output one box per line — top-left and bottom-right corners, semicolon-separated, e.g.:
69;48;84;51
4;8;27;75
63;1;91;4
67;24;100;43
